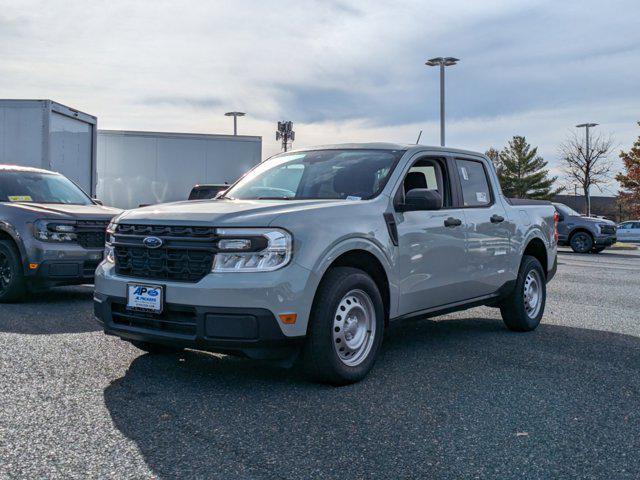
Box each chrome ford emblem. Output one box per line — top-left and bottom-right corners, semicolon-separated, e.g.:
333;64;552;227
143;236;163;249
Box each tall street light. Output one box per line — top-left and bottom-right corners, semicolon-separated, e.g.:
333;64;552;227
225;111;246;135
576;122;598;216
426;57;459;147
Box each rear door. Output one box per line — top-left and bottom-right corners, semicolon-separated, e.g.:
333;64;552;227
394;155;469;314
452;156;511;298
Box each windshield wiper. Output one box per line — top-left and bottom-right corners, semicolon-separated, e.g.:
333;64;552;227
256;196;292;200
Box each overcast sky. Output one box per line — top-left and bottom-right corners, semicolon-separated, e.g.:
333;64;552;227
2;0;639;194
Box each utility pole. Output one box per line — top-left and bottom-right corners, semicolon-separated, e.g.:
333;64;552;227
276;121;295;152
425;57;459;146
225;112;246;135
576;122;598;216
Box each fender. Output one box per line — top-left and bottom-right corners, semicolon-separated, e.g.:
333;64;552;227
310;235;400;318
0;221;28;271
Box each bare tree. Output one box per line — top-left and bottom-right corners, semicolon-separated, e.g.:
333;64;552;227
559;131;614;216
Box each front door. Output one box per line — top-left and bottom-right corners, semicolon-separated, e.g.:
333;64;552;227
394;156;469;315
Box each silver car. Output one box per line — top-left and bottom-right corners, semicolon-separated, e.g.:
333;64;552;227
95;144;557;384
617;221;640;242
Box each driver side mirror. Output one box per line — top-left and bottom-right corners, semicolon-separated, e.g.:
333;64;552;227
92;198;104;205
397;189;442;212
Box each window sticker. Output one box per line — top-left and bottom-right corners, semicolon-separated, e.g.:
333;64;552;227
460;167;469;181
346;195;361;201
7;195;32;202
476;192;488;203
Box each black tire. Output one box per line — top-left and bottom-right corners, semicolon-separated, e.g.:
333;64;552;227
500;255;546;332
301;267;385;385
0;239;26;303
129;340;184;354
591;246;606;254
569;231;593;253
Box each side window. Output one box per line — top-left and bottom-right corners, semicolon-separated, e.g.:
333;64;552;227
455;159;492;207
398;158;451;207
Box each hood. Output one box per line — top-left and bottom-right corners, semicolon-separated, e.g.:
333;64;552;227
117;198;362;226
4;202;122;220
571;215;615;226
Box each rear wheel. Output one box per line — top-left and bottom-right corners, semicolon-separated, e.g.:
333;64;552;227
500;255;546;332
301;267;384;385
570;231;593;253
0;240;26;303
129;340;184;355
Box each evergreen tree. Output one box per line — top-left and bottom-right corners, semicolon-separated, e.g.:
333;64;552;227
615;122;640;218
496;136;563;199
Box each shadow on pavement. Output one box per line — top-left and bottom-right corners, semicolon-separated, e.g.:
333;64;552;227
104;318;640;479
0;285;99;334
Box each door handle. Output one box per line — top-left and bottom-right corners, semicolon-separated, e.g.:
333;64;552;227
444;217;462;228
490;214;505;223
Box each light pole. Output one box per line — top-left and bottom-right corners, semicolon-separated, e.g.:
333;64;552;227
576;122;598;216
426;57;459;147
225;111;246;135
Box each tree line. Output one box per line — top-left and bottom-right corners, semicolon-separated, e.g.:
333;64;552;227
485;123;640;219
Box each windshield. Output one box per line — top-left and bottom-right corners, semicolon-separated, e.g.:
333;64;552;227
553;203;581;217
224;149;405;200
0;171;93;205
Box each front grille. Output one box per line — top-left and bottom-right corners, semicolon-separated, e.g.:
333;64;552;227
113;224;218;282
76;220;109;249
111;301;197;336
600;225;616;235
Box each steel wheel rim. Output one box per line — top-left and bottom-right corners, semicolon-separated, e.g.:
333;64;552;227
0;251;12;293
332;289;376;367
523;269;542;318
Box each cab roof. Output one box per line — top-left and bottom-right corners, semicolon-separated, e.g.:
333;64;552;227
0;165;58;174
282;142;485;158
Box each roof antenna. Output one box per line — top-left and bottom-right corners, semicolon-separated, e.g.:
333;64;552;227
416;130;423;144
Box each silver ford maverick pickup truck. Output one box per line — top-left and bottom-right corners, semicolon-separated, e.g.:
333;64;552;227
95;144;557;384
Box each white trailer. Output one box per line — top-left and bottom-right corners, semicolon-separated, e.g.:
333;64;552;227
96;130;262;209
0;99;98;195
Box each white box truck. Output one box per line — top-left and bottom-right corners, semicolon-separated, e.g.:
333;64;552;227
96;130;262;209
0;99;97;195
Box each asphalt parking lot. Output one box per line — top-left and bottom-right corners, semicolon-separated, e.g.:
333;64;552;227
1;248;639;479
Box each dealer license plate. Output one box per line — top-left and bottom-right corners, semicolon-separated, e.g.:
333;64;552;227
127;284;163;313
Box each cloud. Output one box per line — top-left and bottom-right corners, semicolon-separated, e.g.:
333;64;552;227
138;96;222;109
0;0;639;191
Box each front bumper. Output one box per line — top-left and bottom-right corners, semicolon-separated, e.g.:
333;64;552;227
25;241;104;285
94;293;305;359
94;259;320;342
594;235;617;247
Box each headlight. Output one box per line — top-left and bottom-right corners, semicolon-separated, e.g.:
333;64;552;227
104;244;115;263
212;228;292;272
106;220;117;244
33;220;77;242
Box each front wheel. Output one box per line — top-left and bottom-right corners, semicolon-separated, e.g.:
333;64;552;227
301;267;385;385
570;231;593;253
500;255;546;332
0;240;26;303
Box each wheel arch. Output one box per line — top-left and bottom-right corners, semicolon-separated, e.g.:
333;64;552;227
0;223;27;268
311;239;396;327
523;237;548;277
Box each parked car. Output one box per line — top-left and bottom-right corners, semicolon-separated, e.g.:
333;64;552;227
188;184;228;200
553;202;617;253
0;165;121;302
617;221;640;242
95;144;557;384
